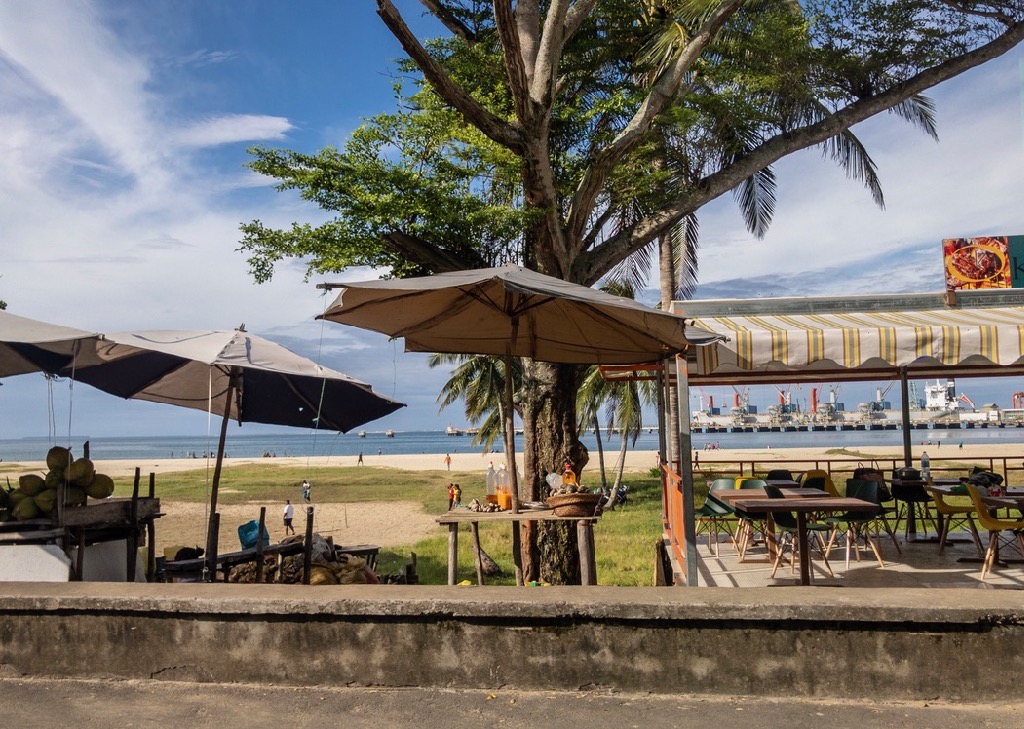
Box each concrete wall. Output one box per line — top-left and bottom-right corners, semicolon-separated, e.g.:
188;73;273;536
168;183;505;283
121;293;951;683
0;583;1021;701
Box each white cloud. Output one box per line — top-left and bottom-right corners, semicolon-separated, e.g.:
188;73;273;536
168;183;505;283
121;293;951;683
172;114;295;148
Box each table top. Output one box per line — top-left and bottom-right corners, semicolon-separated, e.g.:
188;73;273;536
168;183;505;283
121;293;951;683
712;488;828;503
733;497;878;513
436;507;598;524
980;493;1024;509
926;484;1024;497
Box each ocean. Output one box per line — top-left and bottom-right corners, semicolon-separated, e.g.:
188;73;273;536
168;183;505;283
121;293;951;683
1;425;1022;462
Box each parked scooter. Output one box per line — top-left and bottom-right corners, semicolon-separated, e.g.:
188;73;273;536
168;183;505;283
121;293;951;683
601;484;628;510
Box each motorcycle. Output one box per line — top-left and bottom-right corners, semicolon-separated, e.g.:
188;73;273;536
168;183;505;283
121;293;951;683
601;484;628;510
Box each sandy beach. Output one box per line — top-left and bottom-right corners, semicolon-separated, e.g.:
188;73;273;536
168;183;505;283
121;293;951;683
4;440;1022;560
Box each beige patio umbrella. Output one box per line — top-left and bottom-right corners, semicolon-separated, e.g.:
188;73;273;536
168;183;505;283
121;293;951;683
319;265;722;512
0;310;100;377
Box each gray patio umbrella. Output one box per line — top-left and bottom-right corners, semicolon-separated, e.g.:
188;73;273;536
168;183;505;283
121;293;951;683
0;310;100;377
66;326;404;565
319;265;722;512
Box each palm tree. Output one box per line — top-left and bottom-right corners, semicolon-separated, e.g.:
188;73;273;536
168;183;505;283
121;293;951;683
428;353;521;454
576;366;610;491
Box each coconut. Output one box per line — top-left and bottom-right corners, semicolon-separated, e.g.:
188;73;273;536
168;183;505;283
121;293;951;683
9;490;27;506
44;469;66;489
12;498;40;520
86;474;115;500
45;446;72;471
64;487;87;507
18;474;46;496
33;489;58;513
68;458;96;486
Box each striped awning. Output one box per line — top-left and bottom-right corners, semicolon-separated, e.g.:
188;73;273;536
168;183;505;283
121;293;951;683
674;291;1024;384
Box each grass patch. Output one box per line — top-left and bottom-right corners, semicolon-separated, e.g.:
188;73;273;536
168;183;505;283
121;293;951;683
146;464;664;586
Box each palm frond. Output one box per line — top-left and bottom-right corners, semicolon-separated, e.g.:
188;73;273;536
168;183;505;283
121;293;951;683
669;213;701;300
821;129;884;208
889;94;938;141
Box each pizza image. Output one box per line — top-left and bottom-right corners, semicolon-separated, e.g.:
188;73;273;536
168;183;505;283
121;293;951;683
943;236;1010;289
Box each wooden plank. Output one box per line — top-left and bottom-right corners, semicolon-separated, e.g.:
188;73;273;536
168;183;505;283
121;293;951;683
255;507;267;583
302;506;314;585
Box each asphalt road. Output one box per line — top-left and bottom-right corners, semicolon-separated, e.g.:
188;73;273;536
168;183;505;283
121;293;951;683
1;678;1022;728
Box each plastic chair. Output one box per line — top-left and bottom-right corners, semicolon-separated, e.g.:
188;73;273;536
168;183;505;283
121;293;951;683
801;469;840;497
891;478;938;539
928;485;983;557
695;493;735;556
764;485;833;580
966;484;1024;580
765;469;795;482
825;479;887;569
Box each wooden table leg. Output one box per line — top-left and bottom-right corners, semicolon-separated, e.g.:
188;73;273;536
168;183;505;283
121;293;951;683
471;521;485;585
447;523;459;585
797;512;811;586
578;520;597;586
512;521;524;586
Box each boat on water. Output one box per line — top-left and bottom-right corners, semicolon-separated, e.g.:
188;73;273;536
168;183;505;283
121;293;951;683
385;430;395;438
358;431;366;438
690;380;1017;434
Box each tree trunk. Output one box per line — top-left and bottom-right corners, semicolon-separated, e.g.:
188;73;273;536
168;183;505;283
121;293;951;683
613;430;628;490
593;413;607;490
659;233;680;469
520;360;588;583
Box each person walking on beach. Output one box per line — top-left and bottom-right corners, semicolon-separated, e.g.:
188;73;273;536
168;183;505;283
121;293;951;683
357;451;364;465
302;479;311;503
444;453;452;471
283;500;295;535
447;483;455;511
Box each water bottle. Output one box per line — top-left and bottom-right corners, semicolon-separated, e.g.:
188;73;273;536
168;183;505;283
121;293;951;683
920;451;931;479
485;462;497;504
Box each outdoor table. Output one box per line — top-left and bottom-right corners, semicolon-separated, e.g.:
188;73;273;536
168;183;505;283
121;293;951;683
712;487;828;503
712;488;829;562
436;508;599;586
733;497;877;585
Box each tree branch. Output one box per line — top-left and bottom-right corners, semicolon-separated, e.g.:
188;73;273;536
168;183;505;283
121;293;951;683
563;0;600;41
565;0;747;248
377;0;525;152
381;230;489;272
530;0;571;109
494;0;533;123
576;20;1024;283
417;0;477;42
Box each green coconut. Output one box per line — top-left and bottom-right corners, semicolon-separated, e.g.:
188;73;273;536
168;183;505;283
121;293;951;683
44;469;66;489
9;490;27;506
12;498;40;520
64;486;87;507
33;489;58;513
68;458;96;486
45;446;73;471
18;474;46;496
85;473;115;500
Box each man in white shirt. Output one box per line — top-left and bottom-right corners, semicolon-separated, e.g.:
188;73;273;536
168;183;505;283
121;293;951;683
283;500;295;535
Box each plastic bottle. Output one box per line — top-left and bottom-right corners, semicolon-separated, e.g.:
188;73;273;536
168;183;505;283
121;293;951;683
921;450;931;479
496;463;511;509
485;462;497;504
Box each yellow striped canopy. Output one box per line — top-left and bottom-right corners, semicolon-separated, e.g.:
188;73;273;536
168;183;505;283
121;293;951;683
675;291;1024;384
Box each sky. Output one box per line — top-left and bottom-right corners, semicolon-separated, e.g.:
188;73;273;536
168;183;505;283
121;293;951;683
1;0;1023;440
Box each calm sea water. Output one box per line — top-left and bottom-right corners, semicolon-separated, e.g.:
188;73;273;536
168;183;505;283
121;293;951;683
1;426;1022;462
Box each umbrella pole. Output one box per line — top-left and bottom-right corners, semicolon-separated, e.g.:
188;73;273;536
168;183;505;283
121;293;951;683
205;378;236;579
503;351;520;514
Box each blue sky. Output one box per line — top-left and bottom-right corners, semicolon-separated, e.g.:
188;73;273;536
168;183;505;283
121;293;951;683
1;1;1023;440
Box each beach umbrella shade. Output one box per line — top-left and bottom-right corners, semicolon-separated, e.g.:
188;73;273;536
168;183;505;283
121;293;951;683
0;310;101;377
66;327;404;564
319;265;722;511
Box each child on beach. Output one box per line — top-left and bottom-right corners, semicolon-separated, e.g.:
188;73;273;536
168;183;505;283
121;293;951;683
302;479;311;503
453;483;462;508
447;483;455;510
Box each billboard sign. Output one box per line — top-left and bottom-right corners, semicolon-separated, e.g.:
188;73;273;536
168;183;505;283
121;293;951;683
943;235;1024;290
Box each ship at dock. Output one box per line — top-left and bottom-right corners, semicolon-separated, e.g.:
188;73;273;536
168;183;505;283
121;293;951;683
691;380;1021;434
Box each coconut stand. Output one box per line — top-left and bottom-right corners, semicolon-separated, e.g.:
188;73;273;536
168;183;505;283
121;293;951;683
0;442;161;581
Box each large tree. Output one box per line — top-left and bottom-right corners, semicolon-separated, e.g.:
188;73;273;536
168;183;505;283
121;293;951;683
242;0;1024;582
